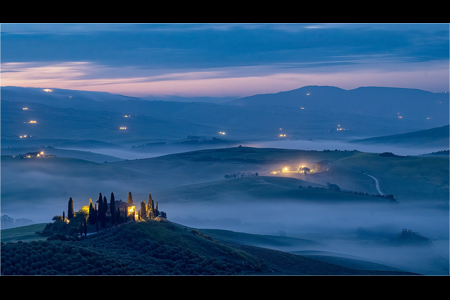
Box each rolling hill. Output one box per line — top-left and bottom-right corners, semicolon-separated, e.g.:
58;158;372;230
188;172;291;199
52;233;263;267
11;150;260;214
153;175;390;205
3;85;448;143
348;125;449;148
0;220;419;275
3;145;447;224
334;151;449;201
224;85;448;127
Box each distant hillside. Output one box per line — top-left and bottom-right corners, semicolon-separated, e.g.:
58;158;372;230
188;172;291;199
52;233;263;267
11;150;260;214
1;86;141;107
335;151;449;201
154;175;389;205
1;99;218;143
348;125;449;148
3;85;447;141
225;85;448;122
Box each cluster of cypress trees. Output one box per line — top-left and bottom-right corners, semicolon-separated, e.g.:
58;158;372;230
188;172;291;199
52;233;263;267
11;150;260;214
60;191;166;236
71;192;134;234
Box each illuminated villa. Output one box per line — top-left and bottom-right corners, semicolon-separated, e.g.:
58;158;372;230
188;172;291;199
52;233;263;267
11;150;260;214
15;151;52;158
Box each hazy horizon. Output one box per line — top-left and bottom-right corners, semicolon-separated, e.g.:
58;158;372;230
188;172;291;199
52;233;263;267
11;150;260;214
2;23;448;97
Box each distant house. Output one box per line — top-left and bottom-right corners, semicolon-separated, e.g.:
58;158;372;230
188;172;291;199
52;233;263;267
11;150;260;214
16;151;53;158
25;151;41;158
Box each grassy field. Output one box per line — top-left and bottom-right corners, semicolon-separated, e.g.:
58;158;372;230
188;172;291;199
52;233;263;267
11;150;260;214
1;223;47;243
154;175;391;205
335;152;449;201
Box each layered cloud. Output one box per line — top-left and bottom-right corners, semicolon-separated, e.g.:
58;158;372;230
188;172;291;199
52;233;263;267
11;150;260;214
1;23;448;97
2;59;448;97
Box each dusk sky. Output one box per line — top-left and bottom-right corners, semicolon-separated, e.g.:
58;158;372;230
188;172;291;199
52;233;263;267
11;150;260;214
1;23;449;98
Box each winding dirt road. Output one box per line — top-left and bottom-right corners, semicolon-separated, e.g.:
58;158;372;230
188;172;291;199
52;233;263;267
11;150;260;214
365;174;384;195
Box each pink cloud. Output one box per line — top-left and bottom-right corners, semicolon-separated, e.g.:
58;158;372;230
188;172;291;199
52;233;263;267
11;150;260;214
2;60;448;98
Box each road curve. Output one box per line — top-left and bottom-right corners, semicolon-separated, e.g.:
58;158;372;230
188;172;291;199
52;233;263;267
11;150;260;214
365;174;384;195
330;162;385;196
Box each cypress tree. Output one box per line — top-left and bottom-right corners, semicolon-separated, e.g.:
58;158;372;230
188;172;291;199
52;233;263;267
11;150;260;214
101;196;107;228
84;218;87;236
88;202;96;225
117;207;120;224
97;198;103;222
127;192;133;205
97;193;103;213
63;211;65;222
95;203;99;232
68;197;74;220
110;192;116;225
147;194;153;218
140;201;146;219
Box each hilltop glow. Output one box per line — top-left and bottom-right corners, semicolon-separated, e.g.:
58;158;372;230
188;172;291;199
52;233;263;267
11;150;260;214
42;88;53;92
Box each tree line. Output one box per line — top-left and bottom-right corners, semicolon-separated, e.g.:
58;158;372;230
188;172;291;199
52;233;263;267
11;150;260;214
224;172;259;179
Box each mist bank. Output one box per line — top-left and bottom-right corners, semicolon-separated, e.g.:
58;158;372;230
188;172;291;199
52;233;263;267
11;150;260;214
164;199;448;275
242;139;448;156
29;138;448;162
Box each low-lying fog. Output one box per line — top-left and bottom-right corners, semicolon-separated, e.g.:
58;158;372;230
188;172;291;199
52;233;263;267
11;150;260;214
243;139;447;156
2;138;448;275
164;199;449;275
61;138;446;160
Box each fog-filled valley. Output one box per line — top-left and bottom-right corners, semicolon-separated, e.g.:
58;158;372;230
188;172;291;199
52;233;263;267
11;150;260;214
2;86;449;275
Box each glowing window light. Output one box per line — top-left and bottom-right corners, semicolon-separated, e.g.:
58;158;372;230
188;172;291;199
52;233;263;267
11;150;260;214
23;107;29;110
29;120;37;123
306;93;310;96
279;134;286;137
120;127;127;130
218;131;226;135
398;116;402;119
300;107;305;110
40;151;44;155
43;89;53;92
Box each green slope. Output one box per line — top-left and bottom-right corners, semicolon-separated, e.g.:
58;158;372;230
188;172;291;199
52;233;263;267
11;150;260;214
154;175;391;205
1;223;47;243
335;152;449;201
0;220;418;275
349;125;449;148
